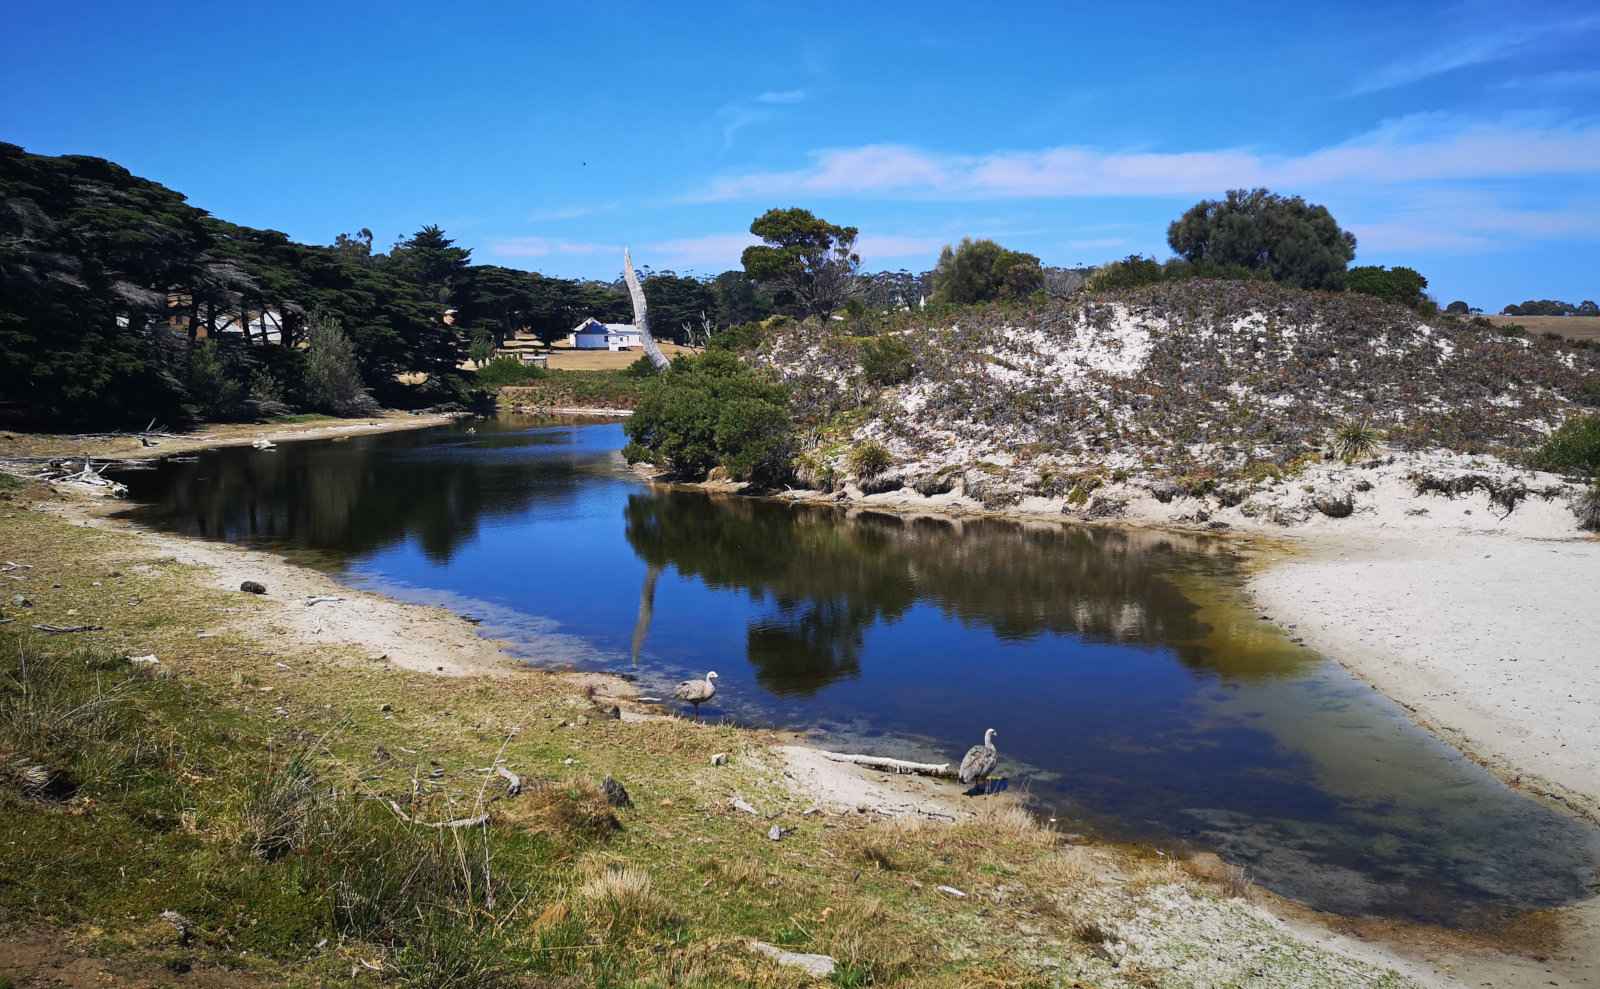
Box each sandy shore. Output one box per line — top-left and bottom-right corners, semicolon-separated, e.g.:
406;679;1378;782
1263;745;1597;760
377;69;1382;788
1250;529;1600;824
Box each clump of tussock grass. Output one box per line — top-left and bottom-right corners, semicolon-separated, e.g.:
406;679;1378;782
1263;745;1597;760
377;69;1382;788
1330;418;1380;463
495;778;620;838
1573;479;1600;532
846;440;892;480
575;863;679;938
816;896;926;988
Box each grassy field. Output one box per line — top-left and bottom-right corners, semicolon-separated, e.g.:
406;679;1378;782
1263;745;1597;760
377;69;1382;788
1487;315;1600;343
497;370;645;411
545;342;701;371
0;479;1443;988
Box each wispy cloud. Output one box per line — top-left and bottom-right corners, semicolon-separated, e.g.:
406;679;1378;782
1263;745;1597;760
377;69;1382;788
1495;68;1600;92
756;89;807;105
1348;10;1600;95
488;237;618;258
526;203;616;223
717;88;809;148
690;116;1600;201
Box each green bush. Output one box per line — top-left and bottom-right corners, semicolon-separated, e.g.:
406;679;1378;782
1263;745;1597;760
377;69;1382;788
859;335;915;387
847;440;891;479
475;356;546;388
306;315;379;416
708;319;776;353
1575;480;1600;532
1346;265;1429;309
622;351;793;485
625;355;661;379
1532;414;1600;477
184;339;248;420
1331;419;1380;462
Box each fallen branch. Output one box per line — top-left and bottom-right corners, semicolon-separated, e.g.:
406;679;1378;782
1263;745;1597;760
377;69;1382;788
494;765;522;796
31;624;104;635
816;751;954;778
385;799;491;829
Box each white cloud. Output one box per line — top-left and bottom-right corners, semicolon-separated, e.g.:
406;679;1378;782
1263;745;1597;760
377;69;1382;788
526;204;615;223
756;89;807;104
488;237;617;258
1495;68;1600;92
690;116;1600;202
1348;11;1600;95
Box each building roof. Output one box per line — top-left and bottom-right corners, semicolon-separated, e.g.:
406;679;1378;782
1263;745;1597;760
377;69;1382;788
572;318;641;336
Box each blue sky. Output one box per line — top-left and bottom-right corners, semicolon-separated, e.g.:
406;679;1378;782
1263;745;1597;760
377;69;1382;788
3;0;1597;309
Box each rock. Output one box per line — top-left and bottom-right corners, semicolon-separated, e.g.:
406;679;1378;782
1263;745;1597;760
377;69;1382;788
606;705;621;720
1312;487;1355;518
1148;480;1182;503
127;654;160;667
709;752;729;767
706;466;731;482
159;909;193;945
1353;479;1374;492
936;884;968;898
912;471;957;497
600;775;632;809
11;594;31;608
857;471;905;496
1214;485;1247;508
1084;495;1127;519
730;795;759;816
747;940;836;978
379;703;393;712
767;824;786;841
239;580;267;595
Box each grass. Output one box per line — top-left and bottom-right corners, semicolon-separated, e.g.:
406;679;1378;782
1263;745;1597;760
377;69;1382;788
1531;413;1600;477
846;440;892;480
497;370;644;410
1331;419;1381;463
0;487;1429;988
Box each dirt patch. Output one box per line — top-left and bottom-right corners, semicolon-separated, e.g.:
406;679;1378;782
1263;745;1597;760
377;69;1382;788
0;928;276;988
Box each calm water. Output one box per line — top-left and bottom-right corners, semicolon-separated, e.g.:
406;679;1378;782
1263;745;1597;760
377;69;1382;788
112;416;1600;924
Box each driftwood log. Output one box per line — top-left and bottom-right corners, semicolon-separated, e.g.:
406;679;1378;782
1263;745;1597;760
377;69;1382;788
386;799;490;829
816;751;954;778
622;248;670;371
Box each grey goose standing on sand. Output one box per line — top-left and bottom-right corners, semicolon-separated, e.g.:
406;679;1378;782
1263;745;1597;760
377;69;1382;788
673;671;718;713
959;728;998;785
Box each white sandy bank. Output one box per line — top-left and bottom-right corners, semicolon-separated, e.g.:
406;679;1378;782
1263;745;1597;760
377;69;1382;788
1251;529;1600;823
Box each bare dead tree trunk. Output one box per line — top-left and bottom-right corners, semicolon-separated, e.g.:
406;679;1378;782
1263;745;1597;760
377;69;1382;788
623;248;669;370
630;563;661;667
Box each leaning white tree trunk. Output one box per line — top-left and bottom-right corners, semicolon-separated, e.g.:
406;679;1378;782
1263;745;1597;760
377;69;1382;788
623;248;670;370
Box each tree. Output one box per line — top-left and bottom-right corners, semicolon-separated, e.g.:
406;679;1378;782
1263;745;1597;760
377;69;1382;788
622;350;792;484
1445;300;1470;315
1346;266;1429;309
1167;188;1356;290
332;228;373;263
456;264;537;346
710;270;775;325
1580;300;1599;316
387;225;471;305
305;313;378;416
930;238;1044;305
642;271;716;344
741;208;860;318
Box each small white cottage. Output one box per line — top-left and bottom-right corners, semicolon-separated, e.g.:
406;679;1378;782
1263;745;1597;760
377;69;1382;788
568;318;644;351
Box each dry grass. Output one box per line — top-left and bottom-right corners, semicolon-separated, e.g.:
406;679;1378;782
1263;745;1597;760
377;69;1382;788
1487;315;1600;343
542;341;701;371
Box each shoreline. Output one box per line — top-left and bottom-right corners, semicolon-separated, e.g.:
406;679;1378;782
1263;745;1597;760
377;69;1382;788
643;455;1600;828
7;425;1600;984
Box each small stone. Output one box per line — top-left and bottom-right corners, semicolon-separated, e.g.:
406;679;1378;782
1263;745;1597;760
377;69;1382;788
710;752;729;766
767;824;786;841
380;703;393;712
600;775;632;808
607;705;621;720
937;885;968;898
240;580;267;594
747;940;836;978
11;594;31;608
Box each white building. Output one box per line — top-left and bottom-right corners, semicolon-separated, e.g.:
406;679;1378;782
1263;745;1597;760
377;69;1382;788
568;317;643;351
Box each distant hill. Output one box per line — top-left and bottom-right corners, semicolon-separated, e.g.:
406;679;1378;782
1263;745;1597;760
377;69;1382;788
754;280;1599;526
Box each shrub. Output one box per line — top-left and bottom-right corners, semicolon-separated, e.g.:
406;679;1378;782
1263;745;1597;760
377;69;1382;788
859;335;915;387
625;355;660;378
184;339;248;420
305;314;380;416
622;350;793;484
1331;419;1380;462
930;238;1044;304
847;440;891;480
1346;265;1429;309
708;319;775;353
1574;480;1600;532
1532;414;1600;477
475;356;546;388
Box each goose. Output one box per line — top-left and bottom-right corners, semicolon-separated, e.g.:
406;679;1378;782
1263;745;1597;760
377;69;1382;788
958;728;998;785
673;671;718;714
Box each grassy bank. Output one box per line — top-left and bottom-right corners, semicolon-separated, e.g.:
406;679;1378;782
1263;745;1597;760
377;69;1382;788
0;482;1457;987
497;371;644;412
